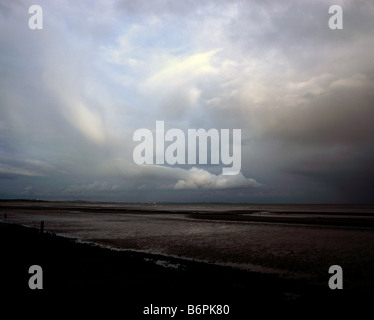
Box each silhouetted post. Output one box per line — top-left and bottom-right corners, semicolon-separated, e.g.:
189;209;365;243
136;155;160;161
40;221;44;234
3;213;6;221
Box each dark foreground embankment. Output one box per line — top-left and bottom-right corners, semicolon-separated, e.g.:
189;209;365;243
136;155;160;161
1;222;371;319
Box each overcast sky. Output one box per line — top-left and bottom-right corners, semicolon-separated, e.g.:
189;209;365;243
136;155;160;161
0;0;373;203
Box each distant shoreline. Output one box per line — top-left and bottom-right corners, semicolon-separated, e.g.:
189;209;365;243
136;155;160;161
2;200;374;230
2;198;374;209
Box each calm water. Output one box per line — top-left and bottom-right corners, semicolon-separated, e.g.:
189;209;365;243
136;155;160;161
3;202;374;286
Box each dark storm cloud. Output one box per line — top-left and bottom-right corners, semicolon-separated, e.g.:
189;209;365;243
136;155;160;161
0;0;373;202
263;84;374;145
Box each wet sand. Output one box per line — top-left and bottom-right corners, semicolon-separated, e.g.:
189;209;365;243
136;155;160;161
1;222;372;318
1;201;374;318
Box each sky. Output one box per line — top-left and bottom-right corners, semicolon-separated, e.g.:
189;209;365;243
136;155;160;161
0;0;373;203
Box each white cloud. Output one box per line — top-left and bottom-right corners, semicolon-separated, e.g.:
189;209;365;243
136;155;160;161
135;166;260;190
144;50;220;88
173;167;260;190
64;182;120;193
42;62;107;144
0;164;45;177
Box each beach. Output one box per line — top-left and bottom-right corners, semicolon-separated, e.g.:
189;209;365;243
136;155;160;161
1;201;374;318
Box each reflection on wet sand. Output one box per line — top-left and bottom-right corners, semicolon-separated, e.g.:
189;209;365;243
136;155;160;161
2;201;374;289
